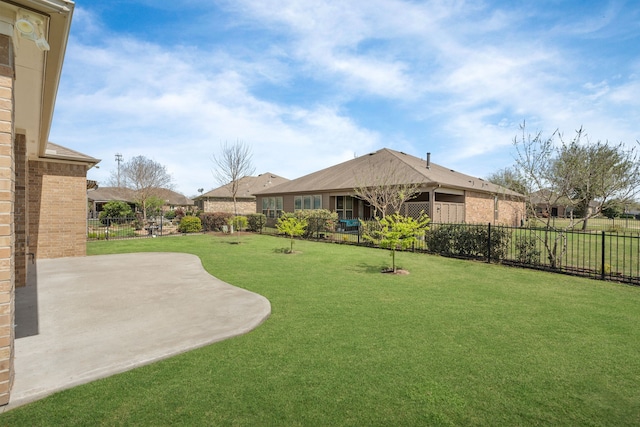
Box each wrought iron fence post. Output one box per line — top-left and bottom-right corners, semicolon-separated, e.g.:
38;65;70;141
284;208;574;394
601;231;606;280
487;222;492;263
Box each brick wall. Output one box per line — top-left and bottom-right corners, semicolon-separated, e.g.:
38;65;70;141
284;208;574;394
498;199;526;226
28;160;87;259
0;34;13;405
466;191;525;226
465;191;494;224
203;198;256;215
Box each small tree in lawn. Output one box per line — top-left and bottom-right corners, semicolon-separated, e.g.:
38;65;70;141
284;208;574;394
368;212;431;273
276;214;307;254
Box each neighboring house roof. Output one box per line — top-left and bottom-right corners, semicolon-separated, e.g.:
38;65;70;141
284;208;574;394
255;148;522;197
87;187;136;203
88;187;194;206
44;142;100;166
529;189;599;208
156;188;195;206
196;173;289;200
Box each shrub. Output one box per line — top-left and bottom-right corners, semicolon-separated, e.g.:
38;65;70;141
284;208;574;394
174;208;186;221
293;209;338;238
425;224;510;261
178;216;202;233
247;213;267;232
230;216;248;231
87;232;107;240
199;212;233;232
514;235;541;265
99;201;133;225
164;210;176;220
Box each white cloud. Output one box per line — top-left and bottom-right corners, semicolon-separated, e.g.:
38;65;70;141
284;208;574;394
52;12;382;195
52;1;640;197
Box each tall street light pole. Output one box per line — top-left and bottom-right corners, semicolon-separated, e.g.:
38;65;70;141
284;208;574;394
115;153;123;187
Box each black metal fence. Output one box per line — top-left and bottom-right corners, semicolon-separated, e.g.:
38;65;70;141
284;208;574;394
87;217;178;240
263;222;640;286
89;215;640;285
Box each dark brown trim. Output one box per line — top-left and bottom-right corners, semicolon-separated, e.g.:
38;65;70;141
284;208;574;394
0;35;14;78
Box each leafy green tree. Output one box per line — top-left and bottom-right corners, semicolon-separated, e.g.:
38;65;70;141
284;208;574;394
276;214;308;253
554;137;640;229
601;202;624;219
485;167;527;195
99;200;133;225
366;212;431;273
142;195;164;220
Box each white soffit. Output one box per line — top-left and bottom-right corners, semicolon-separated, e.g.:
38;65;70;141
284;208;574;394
435;188;465;196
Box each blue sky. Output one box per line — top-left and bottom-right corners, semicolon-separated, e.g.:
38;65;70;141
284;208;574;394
50;0;640;197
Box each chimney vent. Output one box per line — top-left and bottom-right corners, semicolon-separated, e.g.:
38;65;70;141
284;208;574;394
426;152;431;169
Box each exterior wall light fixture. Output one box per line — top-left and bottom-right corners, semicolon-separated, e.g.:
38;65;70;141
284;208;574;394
15;15;50;51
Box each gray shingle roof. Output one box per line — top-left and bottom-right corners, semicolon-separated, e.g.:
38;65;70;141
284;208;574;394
255;148;522;196
196;172;289;200
88;187;194;206
45;142;100;165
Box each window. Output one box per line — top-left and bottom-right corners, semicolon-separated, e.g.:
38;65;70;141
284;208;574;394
294;195;322;211
262;197;283;218
336;196;354;218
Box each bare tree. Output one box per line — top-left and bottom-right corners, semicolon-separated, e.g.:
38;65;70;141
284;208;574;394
120;155;173;222
353;158;421;218
212;141;255;227
512;122;640;267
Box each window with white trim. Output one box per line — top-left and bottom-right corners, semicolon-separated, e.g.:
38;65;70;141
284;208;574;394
336;196;354;218
294;195;322;211
262;197;283;218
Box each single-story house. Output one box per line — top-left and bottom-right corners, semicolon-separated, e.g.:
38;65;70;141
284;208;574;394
0;0;100;405
87;187;194;218
194;172;288;215
254;148;525;225
529;189;599;218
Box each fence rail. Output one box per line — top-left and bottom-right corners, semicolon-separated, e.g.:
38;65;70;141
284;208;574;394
262;221;640;286
87;217;179;240
89;215;640;285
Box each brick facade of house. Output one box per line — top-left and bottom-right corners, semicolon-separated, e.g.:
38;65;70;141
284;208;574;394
201;198;256;216
465;191;495;224
0;35;13;405
465;191;524;226
28;161;88;259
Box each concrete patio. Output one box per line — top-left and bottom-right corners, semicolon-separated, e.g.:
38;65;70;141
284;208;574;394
4;252;271;411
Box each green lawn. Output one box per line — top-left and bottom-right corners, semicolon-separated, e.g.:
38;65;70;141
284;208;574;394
3;234;640;425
